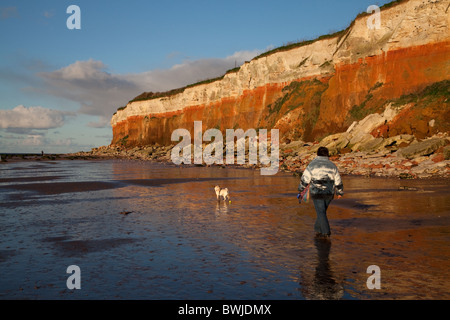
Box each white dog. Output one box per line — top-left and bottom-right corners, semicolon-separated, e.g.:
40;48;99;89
214;185;230;202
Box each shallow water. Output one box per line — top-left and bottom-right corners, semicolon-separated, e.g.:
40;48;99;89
0;160;449;299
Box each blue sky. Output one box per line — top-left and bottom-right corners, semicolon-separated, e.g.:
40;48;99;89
0;0;393;154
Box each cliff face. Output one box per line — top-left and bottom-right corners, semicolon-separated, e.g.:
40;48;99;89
111;0;450;147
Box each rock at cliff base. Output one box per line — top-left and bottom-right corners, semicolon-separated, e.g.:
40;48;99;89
282;140;305;153
350;133;376;151
396;138;449;159
357;137;384;152
339;147;352;154
444;146;450;160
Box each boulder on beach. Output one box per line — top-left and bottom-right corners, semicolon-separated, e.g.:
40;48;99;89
444;146;450;160
396;137;449;159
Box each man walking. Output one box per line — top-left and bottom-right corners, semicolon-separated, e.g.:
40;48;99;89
298;147;343;238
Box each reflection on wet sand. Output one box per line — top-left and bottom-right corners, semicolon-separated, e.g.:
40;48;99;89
299;238;344;300
0;160;449;299
215;201;230;217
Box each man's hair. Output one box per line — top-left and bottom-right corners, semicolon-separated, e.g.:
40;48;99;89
317;146;329;157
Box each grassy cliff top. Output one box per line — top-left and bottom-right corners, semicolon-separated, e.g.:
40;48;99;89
122;0;408;108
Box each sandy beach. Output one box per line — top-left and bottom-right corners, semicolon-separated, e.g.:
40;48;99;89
1;159;449;299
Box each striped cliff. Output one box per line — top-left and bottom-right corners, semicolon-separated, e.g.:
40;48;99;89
111;0;450;148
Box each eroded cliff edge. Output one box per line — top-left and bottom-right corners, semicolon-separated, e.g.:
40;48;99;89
111;0;449;151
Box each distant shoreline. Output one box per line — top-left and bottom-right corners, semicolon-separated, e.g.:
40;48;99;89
2;143;449;181
0;153;99;163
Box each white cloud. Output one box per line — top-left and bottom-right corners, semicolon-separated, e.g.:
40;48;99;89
131;49;262;92
0;7;18;20
37;49;262;128
38;60;142;128
21;134;45;146
53;138;75;146
43;10;54;18
0;105;74;130
0;132;94;154
0;133;45;148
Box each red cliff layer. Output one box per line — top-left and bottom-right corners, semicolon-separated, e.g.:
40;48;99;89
112;40;449;147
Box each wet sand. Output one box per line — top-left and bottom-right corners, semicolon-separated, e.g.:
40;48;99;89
0;159;449;299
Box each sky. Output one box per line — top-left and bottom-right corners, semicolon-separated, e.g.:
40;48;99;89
0;0;393;154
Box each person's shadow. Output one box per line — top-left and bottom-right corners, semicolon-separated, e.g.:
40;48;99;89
300;238;344;299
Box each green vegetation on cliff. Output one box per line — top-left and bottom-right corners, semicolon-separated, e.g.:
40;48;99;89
391;80;450;108
260;78;328;142
128;65;243;105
